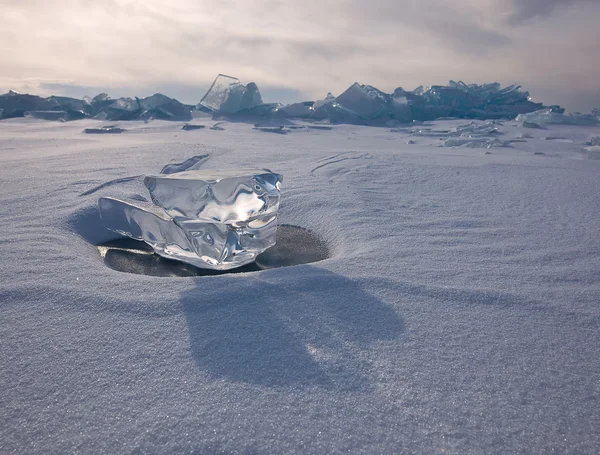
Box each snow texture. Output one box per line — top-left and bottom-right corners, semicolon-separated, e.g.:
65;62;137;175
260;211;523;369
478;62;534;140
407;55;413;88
1;117;599;454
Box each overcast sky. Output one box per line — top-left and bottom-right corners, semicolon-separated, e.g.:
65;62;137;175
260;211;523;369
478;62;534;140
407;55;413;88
1;0;599;111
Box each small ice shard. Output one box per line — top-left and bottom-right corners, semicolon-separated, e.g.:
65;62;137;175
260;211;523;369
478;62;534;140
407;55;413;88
181;124;205;131
84;126;125;134
589;136;600;146
253;126;288;134
517;109;598;127
444;137;507;148
307;125;333;130
199;74;263;114
100;169;282;270
451;121;502;137
408;128;449;138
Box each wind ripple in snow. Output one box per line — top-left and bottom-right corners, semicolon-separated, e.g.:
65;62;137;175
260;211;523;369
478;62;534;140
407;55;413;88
311;152;370;175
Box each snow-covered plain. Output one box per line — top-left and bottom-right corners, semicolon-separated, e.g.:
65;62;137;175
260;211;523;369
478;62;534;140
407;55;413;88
1;117;599;453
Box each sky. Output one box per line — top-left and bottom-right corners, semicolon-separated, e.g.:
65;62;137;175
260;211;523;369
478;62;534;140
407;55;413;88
1;0;599;111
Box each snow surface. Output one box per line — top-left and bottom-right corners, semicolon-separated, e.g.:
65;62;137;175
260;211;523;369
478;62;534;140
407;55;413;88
1;118;599;454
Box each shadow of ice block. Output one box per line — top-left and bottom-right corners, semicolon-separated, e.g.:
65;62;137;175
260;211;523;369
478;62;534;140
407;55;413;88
99;169;282;270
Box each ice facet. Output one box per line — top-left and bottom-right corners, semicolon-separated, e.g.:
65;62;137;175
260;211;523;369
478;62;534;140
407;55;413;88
312;93;336;112
144;169;281;223
278;102;313;118
99;169;282;270
335;83;388;120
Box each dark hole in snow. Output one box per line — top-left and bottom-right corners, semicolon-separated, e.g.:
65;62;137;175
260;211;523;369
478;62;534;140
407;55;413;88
97;225;330;277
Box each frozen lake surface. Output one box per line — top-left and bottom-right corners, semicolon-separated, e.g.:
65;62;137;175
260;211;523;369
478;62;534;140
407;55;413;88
1;117;599;453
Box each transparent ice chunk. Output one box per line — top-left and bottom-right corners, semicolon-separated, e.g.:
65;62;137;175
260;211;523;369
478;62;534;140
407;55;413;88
144;169;281;223
199;74;241;112
335;83;388;120
199;74;263;114
99;169;282;270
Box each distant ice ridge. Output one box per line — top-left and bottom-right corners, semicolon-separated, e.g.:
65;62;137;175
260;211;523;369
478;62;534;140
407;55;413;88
99;169;282;270
0;90;193;122
272;80;554;125
2;75;598;125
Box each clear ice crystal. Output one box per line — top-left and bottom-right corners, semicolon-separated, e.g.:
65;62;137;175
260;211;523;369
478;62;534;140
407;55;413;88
335;83;388;120
199;74;263;114
99;169;282;270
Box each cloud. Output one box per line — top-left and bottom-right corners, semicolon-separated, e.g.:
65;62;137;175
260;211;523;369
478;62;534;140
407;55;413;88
507;0;595;24
0;0;598;111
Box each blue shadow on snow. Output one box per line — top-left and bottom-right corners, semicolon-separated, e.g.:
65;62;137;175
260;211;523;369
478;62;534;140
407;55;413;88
181;266;404;390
